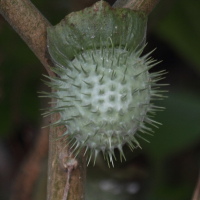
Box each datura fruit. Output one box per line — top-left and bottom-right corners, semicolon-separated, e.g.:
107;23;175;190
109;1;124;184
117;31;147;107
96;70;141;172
41;1;167;167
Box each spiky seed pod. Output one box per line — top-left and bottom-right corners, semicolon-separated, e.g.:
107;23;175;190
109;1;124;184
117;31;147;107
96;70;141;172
43;1;167;167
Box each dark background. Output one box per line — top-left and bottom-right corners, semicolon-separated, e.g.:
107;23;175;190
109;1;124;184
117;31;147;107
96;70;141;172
0;0;200;199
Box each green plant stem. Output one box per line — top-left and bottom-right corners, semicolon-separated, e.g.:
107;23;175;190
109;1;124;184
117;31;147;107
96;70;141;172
113;0;160;15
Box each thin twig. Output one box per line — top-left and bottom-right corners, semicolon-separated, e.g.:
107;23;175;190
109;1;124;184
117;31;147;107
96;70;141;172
62;154;78;200
62;167;73;200
63;171;71;200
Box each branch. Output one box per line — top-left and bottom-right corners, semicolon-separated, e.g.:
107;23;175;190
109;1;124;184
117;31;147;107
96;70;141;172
113;0;160;15
0;0;54;76
0;0;86;200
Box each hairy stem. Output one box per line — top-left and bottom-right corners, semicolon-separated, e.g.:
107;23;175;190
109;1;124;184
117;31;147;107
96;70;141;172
113;0;160;15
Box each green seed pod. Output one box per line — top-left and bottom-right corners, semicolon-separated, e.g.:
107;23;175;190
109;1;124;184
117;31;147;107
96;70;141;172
43;1;167;167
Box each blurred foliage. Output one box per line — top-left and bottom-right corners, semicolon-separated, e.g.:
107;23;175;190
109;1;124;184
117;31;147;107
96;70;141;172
0;0;200;200
0;18;43;137
150;0;200;74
